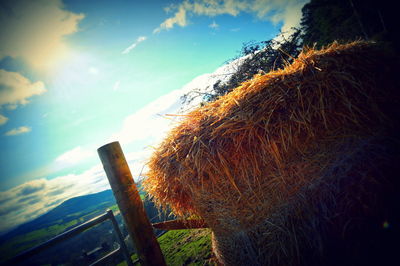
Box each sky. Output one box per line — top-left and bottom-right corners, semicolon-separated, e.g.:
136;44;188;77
0;0;308;233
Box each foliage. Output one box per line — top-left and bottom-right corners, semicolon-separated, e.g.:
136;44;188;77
301;0;364;47
210;29;302;101
182;29;303;105
183;0;398;108
300;0;398;49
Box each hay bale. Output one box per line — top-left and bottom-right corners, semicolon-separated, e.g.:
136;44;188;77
143;41;400;265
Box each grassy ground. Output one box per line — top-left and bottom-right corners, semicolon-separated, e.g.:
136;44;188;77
118;229;215;266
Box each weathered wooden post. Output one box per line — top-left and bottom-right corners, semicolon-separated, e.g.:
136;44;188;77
98;141;166;266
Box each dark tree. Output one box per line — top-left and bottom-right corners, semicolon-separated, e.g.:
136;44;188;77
301;0;399;49
182;0;399;107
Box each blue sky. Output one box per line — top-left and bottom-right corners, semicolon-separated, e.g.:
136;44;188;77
0;0;307;232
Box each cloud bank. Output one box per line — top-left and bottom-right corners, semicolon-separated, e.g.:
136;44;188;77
154;0;308;33
0;0;84;69
0;148;158;233
110;54;247;146
55;146;95;166
0;165;109;233
0;70;46;107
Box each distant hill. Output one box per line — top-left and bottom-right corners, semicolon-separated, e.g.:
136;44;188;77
0;187;168;264
0;189;120;264
0;189;115;244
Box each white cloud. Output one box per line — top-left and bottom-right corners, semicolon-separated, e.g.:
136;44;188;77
110;54;247;146
125;149;154;180
0;164;110;233
108;90;183;145
0;0;84;70
4;126;31;136
209;20;219;29
0;114;8;126
55;146;95;166
154;0;308;34
122;36;147;54
0;148;158;233
0;70;46;107
0;70;46;125
154;5;188;33
270;0;306;33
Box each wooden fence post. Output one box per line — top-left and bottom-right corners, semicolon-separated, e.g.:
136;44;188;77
98;141;166;266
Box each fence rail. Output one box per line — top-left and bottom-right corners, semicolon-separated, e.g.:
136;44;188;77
4;209;134;266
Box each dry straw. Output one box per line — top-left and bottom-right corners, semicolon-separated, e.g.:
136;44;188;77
144;41;400;265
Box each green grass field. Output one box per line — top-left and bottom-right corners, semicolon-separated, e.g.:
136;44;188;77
118;229;214;266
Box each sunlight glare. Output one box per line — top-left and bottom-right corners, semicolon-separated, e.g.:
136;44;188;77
49;50;101;98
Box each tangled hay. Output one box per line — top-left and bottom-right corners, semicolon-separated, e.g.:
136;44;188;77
143;41;400;265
